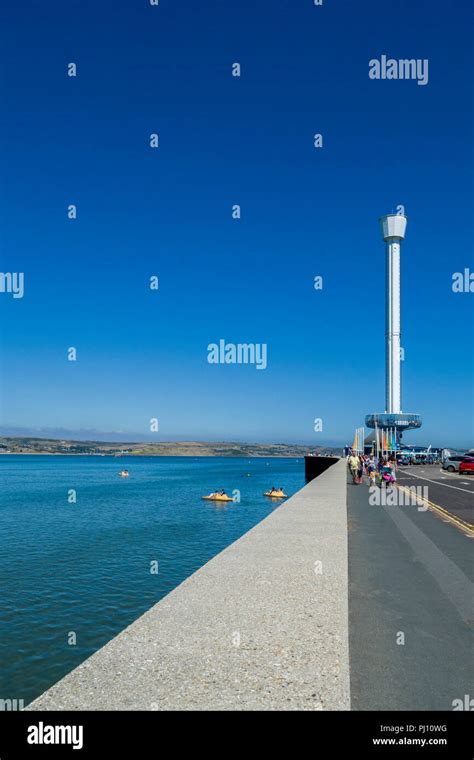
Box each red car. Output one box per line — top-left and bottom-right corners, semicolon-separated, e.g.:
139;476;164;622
459;457;474;475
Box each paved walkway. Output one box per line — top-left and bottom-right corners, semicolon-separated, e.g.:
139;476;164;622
348;474;474;710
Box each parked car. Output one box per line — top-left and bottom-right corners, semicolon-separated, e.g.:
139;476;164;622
459;457;474;475
442;456;466;472
414;453;429;465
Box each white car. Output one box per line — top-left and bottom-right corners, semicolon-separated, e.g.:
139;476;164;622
442;456;465;472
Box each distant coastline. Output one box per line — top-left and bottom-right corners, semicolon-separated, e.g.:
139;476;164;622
0;437;340;458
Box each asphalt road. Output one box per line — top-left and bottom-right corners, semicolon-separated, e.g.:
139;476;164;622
347;470;474;710
397;464;474;527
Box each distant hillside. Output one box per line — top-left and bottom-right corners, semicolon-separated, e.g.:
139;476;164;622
0;437;341;458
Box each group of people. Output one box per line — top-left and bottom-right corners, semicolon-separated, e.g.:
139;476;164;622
347;452;397;487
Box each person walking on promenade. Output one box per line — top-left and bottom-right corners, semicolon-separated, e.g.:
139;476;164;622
380;458;396;488
387;457;397;482
378;458;387;488
348;453;360;484
367;456;377;487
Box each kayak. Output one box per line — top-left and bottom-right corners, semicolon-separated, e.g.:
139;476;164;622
263;491;287;498
202;494;234;502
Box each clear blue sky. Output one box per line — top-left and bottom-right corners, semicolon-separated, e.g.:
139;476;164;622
0;0;472;447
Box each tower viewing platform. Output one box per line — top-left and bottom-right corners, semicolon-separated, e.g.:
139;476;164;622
365;413;422;432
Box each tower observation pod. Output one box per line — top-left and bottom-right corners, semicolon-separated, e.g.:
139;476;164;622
365;213;422;449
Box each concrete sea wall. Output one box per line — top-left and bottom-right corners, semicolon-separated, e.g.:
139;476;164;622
28;459;349;711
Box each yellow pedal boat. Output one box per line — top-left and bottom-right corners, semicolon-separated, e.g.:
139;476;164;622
202;494;234;502
118;470;129;478
263;490;287;498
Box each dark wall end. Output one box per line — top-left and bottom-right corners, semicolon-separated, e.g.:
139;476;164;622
305;455;340;481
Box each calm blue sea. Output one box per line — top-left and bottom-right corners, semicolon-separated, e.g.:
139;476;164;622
0;455;305;705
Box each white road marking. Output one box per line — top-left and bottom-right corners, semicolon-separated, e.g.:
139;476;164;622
401;471;474;494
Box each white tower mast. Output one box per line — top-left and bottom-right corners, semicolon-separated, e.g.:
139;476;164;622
380;213;407;415
365;212;421;447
